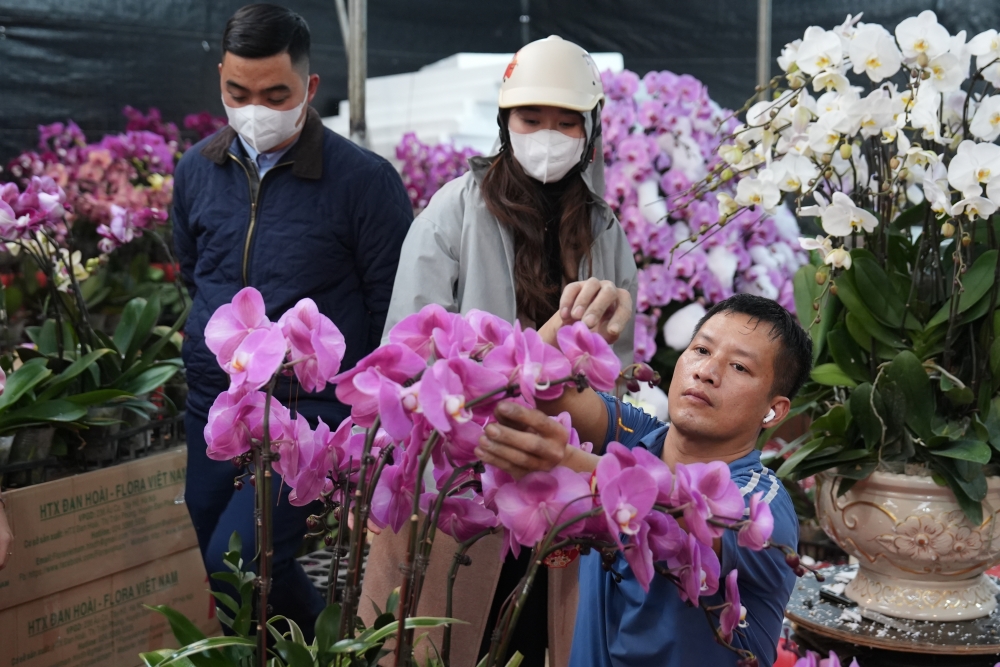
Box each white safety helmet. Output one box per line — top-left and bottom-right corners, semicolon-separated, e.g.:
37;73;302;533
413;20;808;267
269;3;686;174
498;35;605;112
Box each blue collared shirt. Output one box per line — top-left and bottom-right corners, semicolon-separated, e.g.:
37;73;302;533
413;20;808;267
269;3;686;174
569;395;799;667
235;134;299;177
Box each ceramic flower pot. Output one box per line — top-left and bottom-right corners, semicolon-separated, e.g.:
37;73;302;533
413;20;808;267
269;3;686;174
815;471;1000;621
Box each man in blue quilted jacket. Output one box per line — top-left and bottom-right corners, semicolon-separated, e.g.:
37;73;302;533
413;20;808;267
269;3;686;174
172;3;412;636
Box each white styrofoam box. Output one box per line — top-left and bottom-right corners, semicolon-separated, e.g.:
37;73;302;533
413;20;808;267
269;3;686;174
323;51;624;162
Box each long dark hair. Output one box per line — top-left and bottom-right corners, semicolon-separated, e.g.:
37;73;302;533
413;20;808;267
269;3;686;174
479;114;596;324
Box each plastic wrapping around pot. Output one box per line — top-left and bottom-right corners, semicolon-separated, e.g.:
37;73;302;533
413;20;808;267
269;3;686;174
80;405;124;462
6;426;55;487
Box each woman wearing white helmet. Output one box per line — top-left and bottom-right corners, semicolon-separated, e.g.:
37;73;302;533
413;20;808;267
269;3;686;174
361;36;637;667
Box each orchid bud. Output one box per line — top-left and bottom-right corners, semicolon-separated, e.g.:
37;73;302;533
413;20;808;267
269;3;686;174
769;108;778;119
232;456;243;468
962;233;972;247
917;52;930;68
824;168;834;178
830;283;839;296
898;167;909;180
839;144;852;160
890;156;901;170
634;364;659;383
249;474;256;487
788;75;804;89
700;224;709;234
306;515;321;530
942;221;956;238
324;534;335;547
812;301;820;311
785;552;800;569
789;97;798;108
721;168;734;181
815;269;827;285
820;154;832;165
718;144;743;164
626;378;641;393
920;69;931;80
234;479;244;491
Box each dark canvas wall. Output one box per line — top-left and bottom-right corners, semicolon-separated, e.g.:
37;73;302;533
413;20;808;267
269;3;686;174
2;1;1000;162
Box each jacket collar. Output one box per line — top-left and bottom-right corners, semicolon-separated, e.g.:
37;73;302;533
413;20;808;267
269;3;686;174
201;107;324;180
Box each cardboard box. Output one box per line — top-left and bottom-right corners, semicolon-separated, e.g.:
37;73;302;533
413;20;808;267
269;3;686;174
0;447;197;611
0;547;220;667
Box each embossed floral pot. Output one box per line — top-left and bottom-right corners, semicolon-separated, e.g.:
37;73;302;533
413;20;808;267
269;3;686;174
816;471;1000;621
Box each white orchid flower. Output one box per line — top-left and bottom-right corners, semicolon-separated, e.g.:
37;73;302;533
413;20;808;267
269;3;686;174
949;30;972;73
825;248;853;270
773;154;819;192
987;177;1000;206
951;196;997;221
734;170;781;213
895;10;952;61
909;86;943;142
968;29;1000;87
808;112;844;154
799;235;833;259
948;140;1000;198
796;27;845;76
717;192;739;219
849;24;903;82
970;96;1000;142
717;144;744;165
637;179;668;225
926;53;965;93
663;303;708;351
821;192;879;236
707;245;739;290
833;13;864;50
777;39;802;73
923;162;952;215
798;190;830;218
813;71;851;93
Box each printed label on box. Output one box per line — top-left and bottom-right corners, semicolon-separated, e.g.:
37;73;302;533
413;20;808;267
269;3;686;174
0;447;197;610
0;547;219;667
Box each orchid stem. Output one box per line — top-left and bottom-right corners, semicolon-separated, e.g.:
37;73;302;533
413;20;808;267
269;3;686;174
255;375;278;666
442;527;496;666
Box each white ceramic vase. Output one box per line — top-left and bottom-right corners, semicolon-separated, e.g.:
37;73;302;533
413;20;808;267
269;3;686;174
815;471;1000;621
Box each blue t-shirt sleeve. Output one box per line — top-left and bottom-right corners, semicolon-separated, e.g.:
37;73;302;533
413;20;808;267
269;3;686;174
720;472;799;665
597;392;665;452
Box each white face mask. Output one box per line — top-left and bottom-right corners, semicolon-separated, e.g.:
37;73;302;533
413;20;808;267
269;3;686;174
508;129;586;183
222;93;307;153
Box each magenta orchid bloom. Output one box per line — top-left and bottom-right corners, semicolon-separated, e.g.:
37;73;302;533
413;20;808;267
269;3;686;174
224;324;288;393
482;464;516;513
466;309;514;359
494;466;593;548
287;416;352;506
333;343;427;427
737;492;774;551
277;298;347;393
204;390;288;461
667;531;721;604
551;411;593;453
370;452;418;532
483;323;571;406
349;370;420;442
389;303;476;360
205;287;271;367
419;494;499;541
719;569;743;643
673;461;746;546
556;321;621;391
600;466;657;541
646;511;687;562
419;358;506;463
270;412;312;483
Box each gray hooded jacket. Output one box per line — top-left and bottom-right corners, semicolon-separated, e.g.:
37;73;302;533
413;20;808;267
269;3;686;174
382;135;638;366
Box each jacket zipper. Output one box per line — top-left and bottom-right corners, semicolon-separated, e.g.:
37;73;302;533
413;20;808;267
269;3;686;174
227;153;294;286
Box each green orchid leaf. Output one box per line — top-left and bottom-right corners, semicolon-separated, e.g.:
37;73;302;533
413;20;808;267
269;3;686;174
932;439;992;464
315;603;342;659
810;363;857;388
0;358;51;411
833;270;906;348
927;249;998;327
850;249;919;330
884;351;934;441
776;437;828;478
827;327;869;383
849;383;884;449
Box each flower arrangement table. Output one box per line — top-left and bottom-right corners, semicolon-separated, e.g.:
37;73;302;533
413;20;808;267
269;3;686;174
785;564;1000;665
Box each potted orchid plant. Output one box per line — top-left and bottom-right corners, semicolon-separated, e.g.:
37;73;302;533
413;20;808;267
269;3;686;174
142;287;801;667
680;10;1000;621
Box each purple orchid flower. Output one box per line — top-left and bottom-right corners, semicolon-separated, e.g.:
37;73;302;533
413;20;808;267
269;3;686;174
465;309;514;359
600;466;657;542
371;444;419;532
389;303;476;361
646;510;686;562
483;323;571;406
204;389;288;461
287;416;352;506
333;343;427;428
719;569;744;644
277;298;347;393
556;321;621;392
419;493;499;541
204;287;272;367
667;531;721;605
738;492;774;551
673;461;746;546
224;324;288;394
494;466;593;548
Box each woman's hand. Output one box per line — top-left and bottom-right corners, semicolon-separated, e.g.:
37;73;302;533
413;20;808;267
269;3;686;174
540;278;632;346
0;503;12;570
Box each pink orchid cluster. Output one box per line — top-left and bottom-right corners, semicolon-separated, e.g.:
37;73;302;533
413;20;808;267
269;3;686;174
599;69;808;362
0;177;67;240
201;292;782;655
793;650;859;667
395;132;481;211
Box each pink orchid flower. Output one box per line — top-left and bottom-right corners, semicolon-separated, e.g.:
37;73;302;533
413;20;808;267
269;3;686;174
205;286;272;367
270;412;312;483
595;443;672;505
277;298;347;393
0;366;5;395
737;492;774;551
349;370;420;442
287;416;353;506
646;510;687;562
419;494;499;541
224;325;288;393
719;569;744;644
204;390;288;461
667;531;721;604
389;303;476;360
465;309;514;359
494;466;593;548
370;443;420;531
600;466;657;542
673;461;746;547
483;322;571;406
551;411;593;453
482;464;516;513
556;321;621;392
333;343;427;427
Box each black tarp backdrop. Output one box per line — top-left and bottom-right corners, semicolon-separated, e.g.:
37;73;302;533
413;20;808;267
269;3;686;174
2;1;1000;163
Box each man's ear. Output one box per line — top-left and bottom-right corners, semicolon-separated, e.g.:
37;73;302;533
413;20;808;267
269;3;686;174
767;396;792;425
307;73;320;103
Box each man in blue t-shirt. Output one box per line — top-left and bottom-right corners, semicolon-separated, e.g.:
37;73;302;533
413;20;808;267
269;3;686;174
475;291;812;667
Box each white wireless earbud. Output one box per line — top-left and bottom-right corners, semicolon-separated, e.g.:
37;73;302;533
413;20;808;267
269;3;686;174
763;409;776;424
